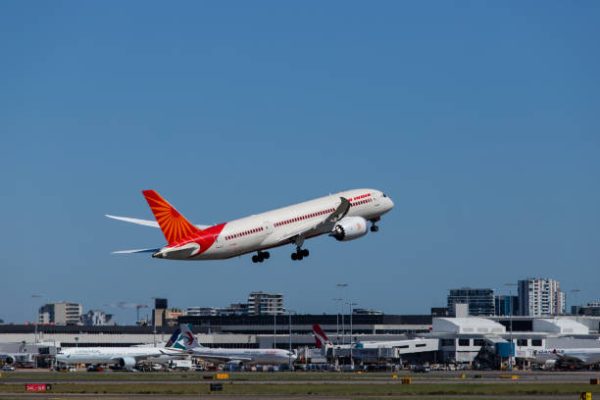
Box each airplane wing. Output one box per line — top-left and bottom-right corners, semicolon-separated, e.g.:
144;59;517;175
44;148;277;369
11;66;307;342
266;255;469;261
194;354;253;363
272;197;350;244
106;214;210;230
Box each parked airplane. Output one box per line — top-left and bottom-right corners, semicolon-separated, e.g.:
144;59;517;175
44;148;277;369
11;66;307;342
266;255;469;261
312;324;352;353
532;347;600;367
170;324;296;366
55;330;184;370
108;188;393;263
313;324;333;350
0;353;30;366
312;324;434;354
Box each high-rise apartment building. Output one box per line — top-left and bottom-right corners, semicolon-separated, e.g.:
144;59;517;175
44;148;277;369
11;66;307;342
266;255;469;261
247;292;284;316
518;278;565;316
38;302;83;325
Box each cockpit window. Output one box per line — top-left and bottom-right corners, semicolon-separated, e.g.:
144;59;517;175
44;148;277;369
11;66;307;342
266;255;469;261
382;193;387;197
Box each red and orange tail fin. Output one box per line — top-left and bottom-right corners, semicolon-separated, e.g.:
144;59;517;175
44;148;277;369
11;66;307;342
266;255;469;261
312;324;330;349
142;190;201;245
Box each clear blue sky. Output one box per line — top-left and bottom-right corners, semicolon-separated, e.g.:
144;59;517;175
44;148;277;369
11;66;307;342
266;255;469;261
1;1;598;324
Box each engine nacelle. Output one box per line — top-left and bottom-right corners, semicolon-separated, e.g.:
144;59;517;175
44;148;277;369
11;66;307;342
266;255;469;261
2;355;15;365
116;356;137;370
331;217;368;241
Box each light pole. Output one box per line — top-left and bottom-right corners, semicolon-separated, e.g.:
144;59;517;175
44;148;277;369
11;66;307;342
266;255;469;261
347;301;358;368
570;289;581;315
273;313;277;349
287;309;295;370
336;284;348;344
504;283;517;370
332;298;343;345
31;294;44;344
151;297;159;347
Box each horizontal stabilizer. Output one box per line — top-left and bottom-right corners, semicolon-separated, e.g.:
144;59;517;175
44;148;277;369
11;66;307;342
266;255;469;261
112;248;160;254
106;214;210;230
106;214;160;228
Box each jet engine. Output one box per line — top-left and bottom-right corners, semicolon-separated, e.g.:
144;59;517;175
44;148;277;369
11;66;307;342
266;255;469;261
116;356;137;370
331;217;368;241
2;355;15;364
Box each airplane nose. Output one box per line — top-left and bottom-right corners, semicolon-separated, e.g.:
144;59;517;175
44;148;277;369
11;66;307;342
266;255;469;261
384;197;394;211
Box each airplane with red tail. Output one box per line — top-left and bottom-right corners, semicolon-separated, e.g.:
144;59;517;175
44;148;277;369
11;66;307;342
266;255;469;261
107;188;393;263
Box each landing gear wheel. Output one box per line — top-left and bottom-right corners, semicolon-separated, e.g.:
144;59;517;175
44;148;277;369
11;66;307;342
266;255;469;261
370;225;379;232
291;247;309;261
253;251;270;263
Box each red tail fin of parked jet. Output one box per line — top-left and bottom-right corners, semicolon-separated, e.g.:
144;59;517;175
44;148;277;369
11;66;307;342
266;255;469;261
142;190;201;245
312;324;331;349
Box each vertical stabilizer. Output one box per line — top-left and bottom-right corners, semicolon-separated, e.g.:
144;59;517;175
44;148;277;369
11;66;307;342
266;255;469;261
171;324;202;350
142;190;201;245
312;324;332;349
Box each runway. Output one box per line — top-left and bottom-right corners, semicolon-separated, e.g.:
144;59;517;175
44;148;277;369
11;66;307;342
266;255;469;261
1;370;599;399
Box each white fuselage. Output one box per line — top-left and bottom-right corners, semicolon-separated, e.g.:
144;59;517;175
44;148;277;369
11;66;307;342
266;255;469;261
190;347;296;365
532;348;600;366
191;188;393;260
56;347;179;366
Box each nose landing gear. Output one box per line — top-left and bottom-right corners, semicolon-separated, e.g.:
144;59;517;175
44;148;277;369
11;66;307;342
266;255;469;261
370;217;380;232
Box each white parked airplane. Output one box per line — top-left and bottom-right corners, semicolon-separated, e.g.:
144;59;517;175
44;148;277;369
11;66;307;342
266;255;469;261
312;324;433;353
108;188;393;263
532;347;600;367
55;331;184;370
171;324;296;366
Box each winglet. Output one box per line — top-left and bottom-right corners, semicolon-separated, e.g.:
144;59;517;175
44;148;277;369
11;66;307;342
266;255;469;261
142;190;202;245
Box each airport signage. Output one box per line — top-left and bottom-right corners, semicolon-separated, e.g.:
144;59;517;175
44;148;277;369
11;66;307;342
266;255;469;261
25;383;51;392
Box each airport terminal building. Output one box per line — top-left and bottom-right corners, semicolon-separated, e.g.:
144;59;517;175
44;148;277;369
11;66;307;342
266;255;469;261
2;314;600;368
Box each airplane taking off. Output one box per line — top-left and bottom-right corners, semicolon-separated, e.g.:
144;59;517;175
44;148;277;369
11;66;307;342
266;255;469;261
108;188;393;263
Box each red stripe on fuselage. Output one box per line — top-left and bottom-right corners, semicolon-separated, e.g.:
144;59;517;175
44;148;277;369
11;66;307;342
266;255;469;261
166;223;227;255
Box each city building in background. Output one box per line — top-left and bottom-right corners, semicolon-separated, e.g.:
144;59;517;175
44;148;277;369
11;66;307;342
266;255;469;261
495;295;520;316
447;288;495;316
165;308;184;327
38;302;82;325
186;307;219;317
152;298;168;327
220;303;249;316
431;307;450;317
518;278;566;316
572;300;600;316
247;292;285;316
81;310;114;326
353;308;384;315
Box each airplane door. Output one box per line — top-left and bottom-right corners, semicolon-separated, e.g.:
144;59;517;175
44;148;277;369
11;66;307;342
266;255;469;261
263;221;274;234
215;232;224;249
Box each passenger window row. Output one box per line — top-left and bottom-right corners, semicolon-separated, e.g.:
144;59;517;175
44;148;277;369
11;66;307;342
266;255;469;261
225;227;264;241
274;208;336;228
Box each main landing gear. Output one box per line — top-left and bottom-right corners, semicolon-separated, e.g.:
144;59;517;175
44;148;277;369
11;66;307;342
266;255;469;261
252;251;270;263
291;247;309;261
